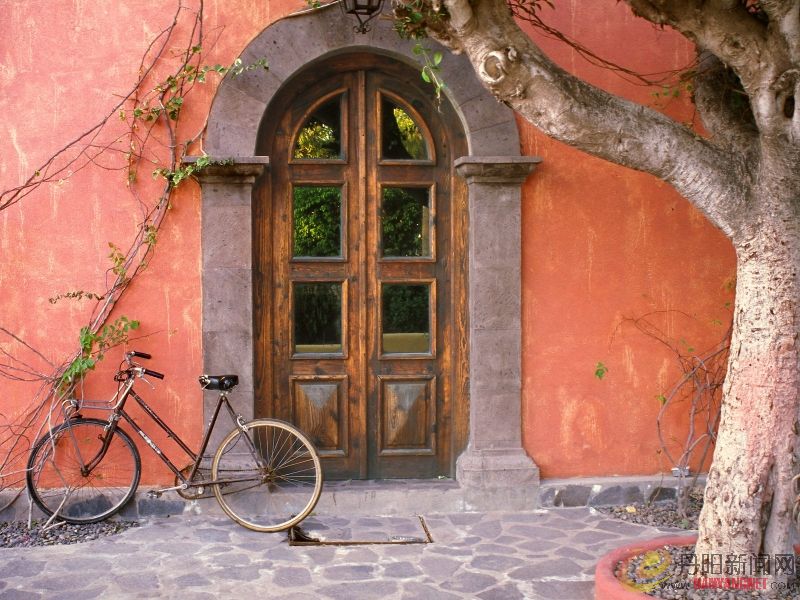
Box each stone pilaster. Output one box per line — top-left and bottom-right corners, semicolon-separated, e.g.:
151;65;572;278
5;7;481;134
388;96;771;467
454;156;542;510
186;156;268;444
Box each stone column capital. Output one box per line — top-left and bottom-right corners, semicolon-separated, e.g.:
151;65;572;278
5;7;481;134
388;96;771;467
183;155;269;184
454;156;541;184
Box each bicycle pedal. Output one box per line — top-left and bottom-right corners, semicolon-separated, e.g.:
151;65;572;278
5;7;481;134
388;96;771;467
147;490;163;499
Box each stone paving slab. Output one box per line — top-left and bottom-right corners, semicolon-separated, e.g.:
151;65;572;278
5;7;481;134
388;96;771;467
0;507;684;599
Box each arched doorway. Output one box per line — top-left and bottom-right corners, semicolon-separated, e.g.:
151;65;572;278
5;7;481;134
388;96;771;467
254;54;468;480
196;4;541;508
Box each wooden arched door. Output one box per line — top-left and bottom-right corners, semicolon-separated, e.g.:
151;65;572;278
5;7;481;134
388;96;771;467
255;54;467;479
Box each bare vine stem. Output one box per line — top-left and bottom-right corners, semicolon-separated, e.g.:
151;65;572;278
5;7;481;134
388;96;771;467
0;1;213;496
611;310;731;517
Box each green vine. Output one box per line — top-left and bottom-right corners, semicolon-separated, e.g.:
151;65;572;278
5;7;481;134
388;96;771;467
123;54;268;126
413;43;445;101
152;155;233;188
393;0;447;40
59;316;140;388
108;243;127;279
0;3;273;494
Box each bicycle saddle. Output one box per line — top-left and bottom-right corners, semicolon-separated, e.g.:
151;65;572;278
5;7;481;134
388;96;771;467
199;374;239;391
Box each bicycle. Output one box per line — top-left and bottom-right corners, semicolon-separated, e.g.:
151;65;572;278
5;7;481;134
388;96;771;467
25;351;323;532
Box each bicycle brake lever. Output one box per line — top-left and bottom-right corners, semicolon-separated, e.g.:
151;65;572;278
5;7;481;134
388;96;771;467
139;373;156;390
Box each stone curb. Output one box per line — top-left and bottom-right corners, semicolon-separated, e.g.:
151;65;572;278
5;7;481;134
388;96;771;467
540;477;706;508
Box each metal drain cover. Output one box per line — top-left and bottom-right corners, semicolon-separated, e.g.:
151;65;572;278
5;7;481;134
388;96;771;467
288;515;433;546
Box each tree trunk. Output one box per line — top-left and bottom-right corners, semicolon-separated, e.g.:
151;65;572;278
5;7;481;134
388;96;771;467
696;189;800;572
420;0;800;566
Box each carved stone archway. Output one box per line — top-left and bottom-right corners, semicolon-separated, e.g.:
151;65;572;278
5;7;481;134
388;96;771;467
193;3;541;508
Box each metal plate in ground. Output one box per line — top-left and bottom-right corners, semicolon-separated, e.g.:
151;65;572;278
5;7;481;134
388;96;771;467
288;515;433;546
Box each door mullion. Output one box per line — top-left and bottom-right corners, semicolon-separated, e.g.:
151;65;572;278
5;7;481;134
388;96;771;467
355;69;370;479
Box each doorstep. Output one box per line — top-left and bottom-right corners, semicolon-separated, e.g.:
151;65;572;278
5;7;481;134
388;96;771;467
144;478;474;520
0;474;705;522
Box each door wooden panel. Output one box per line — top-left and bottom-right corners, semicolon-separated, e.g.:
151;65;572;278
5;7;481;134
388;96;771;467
379;376;435;455
291;376;348;458
255;54;467;480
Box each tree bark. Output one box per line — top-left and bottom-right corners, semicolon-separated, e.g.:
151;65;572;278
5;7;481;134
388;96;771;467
410;0;800;568
431;0;749;236
696;180;800;568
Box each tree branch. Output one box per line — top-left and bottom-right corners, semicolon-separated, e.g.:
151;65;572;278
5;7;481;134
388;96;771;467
761;0;800;62
693;51;760;154
624;0;771;91
438;0;749;237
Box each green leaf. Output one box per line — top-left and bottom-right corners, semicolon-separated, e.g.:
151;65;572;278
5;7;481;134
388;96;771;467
594;361;608;380
421;69;431;83
433;51;443;66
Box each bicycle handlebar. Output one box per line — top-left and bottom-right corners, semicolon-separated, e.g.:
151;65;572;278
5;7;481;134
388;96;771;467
143;368;165;380
120;352;164;380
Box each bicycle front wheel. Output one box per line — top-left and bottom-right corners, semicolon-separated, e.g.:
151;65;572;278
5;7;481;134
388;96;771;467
26;418;141;524
212;419;322;532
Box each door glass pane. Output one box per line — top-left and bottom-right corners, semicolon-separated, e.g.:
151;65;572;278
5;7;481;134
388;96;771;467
294;283;343;354
381;187;431;257
293;186;342;258
293;97;342;159
381;96;428;160
382;284;430;354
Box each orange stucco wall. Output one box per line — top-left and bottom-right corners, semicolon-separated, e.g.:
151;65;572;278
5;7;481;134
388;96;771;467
0;1;735;484
519;3;736;477
0;0;291;485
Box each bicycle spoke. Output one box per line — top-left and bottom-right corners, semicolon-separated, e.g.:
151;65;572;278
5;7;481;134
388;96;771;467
27;420;141;524
212;420;322;532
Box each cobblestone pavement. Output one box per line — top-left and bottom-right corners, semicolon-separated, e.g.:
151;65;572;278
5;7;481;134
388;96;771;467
0;507;683;599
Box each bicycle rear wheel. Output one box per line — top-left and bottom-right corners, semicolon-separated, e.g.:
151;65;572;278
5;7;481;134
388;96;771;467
211;419;322;532
26;418;141;524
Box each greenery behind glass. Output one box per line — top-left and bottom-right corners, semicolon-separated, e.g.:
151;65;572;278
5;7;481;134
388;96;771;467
293;186;342;257
382;187;430;257
294;98;341;159
382;99;427;160
382;284;429;335
294;283;342;350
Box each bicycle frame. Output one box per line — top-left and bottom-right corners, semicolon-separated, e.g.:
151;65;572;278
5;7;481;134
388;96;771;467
75;372;255;493
28;352;324;531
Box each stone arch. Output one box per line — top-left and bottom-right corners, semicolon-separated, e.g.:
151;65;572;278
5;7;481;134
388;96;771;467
204;3;519;157
195;3;541;509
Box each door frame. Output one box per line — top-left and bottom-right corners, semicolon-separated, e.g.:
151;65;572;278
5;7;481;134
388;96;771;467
254;54;466;479
193;3;542;507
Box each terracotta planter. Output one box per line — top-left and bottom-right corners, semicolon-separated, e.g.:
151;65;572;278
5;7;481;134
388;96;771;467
594;535;697;599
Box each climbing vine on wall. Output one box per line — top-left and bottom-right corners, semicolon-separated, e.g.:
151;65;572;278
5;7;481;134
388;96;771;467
0;1;268;500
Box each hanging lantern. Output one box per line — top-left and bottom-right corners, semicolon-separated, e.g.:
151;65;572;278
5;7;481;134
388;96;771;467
341;0;385;34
